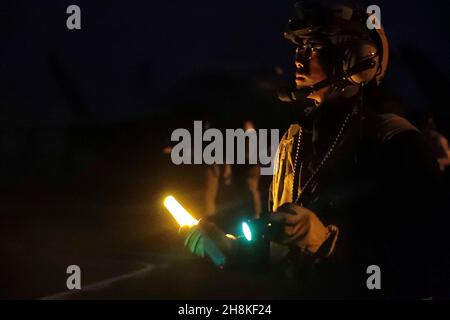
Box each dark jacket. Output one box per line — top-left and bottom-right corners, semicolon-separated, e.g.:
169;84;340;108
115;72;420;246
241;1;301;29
270;110;450;299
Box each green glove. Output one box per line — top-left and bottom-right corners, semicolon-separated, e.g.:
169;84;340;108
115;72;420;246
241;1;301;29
180;220;235;267
183;225;206;258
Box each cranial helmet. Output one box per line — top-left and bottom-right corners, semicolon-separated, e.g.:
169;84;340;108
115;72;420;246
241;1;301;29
284;1;389;87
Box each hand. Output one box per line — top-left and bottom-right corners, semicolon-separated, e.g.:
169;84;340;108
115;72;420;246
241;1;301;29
271;203;339;258
180;225;206;258
179;220;235;260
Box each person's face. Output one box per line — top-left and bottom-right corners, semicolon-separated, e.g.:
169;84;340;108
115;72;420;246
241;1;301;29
294;38;333;105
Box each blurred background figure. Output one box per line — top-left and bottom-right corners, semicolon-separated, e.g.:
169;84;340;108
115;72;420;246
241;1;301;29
422;117;450;173
204;120;262;234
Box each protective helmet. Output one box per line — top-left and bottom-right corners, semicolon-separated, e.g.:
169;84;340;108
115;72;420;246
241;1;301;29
284;1;389;86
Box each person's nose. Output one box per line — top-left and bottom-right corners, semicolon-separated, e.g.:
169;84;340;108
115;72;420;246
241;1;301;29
295;53;309;74
295;59;304;70
294;46;309;70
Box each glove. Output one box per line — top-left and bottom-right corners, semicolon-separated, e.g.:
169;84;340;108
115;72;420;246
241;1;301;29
271;203;339;259
181;225;206;258
179;219;235;266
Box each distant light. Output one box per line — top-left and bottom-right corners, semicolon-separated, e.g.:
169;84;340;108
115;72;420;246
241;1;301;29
163;196;199;227
242;222;252;241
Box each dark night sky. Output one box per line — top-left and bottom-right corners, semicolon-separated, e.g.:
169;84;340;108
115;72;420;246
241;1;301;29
1;0;449;127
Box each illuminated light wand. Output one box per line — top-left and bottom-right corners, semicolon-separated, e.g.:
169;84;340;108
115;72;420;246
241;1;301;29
163;196;199;227
163;195;229;267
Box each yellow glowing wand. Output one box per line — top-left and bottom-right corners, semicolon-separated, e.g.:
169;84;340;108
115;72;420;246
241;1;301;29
163;195;199;227
163;195;228;267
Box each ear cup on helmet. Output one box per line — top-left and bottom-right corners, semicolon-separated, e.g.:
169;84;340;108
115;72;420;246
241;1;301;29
341;39;379;85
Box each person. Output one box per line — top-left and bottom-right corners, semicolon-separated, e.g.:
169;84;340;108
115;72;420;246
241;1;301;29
268;1;449;299
204;120;262;234
182;1;449;299
422;117;450;172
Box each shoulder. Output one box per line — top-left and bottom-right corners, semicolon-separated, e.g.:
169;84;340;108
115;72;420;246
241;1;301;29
369;113;419;144
363;113;442;172
369;114;442;178
367;113;426;158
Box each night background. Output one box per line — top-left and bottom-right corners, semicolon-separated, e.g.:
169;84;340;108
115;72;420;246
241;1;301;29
0;0;449;299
